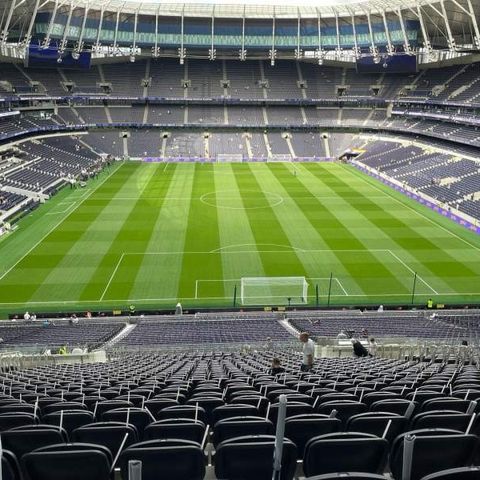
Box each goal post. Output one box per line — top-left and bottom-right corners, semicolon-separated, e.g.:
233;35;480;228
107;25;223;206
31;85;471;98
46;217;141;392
240;276;309;306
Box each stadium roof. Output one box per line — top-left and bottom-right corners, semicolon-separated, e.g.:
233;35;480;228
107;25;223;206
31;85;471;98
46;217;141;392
4;0;476;19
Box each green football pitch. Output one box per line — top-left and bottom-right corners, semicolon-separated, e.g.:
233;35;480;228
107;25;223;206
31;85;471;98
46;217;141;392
0;160;480;317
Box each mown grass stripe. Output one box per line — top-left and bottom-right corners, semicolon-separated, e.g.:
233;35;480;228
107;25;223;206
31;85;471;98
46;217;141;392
177;164;224;302
126;163;195;301
214;164;267;293
289;162;438;295
232;163;308;278
306;163;480;294
0;161;131;304
78;162;176;302
268;162;409;297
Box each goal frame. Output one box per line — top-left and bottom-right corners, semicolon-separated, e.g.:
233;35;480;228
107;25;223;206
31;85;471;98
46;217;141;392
239;276;309;306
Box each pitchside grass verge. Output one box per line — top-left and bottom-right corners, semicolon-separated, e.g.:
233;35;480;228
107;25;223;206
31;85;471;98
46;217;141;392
0;160;479;317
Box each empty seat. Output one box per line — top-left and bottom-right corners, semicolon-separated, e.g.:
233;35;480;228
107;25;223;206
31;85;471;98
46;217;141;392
411;411;475;432
43;402;88;414
72;422;139;457
268;401;313;423
2;424;68;459
284;414;341;457
22;443;112;480
213;416;274;446
186;397;224;425
305;474;389;480
317;401;368;427
212;404;258;423
43;410;94;435
303;432;389;477
346;412;407;442
215;435;297;480
1;449;21;480
119;439;205;480
390;429;478;480
0;412;37;431
420;466;480;480
101;407;153;437
144;418;206;443
370;399;417;416
157;405;207;424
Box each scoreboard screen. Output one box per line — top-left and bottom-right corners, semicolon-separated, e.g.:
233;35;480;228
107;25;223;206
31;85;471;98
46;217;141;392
26;44;92;70
356;55;417;74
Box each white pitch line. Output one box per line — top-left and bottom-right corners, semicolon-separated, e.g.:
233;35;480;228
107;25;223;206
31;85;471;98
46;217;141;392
335;278;349;296
130;249;392;255
100;253;125;301
46;202;77;216
344;164;480;253
0;163;123;282
387;249;439;295
1;291;480;306
163;163;169;172
89;194;390;201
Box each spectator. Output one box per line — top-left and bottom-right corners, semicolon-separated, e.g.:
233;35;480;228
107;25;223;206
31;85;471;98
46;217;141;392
299;332;315;371
352;338;369;358
336;330;348;339
270;358;285;376
264;337;273;350
368;337;378;356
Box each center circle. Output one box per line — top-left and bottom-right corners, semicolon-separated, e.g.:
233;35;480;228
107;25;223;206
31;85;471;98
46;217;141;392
200;190;284;210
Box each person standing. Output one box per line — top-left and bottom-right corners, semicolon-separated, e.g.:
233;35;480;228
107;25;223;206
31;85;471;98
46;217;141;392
299;332;315;372
368;337;378;356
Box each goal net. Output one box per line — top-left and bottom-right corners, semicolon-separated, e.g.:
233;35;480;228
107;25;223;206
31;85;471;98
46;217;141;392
240;276;309;306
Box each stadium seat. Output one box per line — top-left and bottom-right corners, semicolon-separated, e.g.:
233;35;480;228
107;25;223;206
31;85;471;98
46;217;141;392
0;412;37;431
43;409;94;435
1;449;22;480
118;439;205;480
214;435;297;480
101;407;153;437
212;403;259;423
346;412;407;442
144;418;206;443
213;416;274;446
268;401;313;423
157;405;207;423
420;466;480;480
284;414;342;456
22;443;112;480
411;411;476;432
389;429;478;480
317;400;368;426
2;424;68;459
303;432;389;477
305;474;389;480
72;422;139;456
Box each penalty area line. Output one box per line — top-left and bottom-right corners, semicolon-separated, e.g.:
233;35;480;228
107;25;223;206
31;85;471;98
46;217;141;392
387;250;439;295
99;253;125;301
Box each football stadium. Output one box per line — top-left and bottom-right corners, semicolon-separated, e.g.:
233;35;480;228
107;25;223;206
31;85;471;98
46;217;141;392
1;0;480;478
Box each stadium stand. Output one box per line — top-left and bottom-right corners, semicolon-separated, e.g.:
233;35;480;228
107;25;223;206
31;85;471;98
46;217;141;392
2;1;480;477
